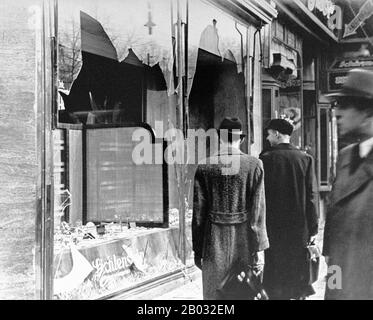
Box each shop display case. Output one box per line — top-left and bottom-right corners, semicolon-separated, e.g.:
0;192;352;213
59;123;168;227
53;225;183;300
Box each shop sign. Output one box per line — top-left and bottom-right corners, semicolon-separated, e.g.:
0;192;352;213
53;241;141;299
307;0;335;18
331;57;373;69
53;228;182;299
328;71;348;91
301;0;343;32
91;253;133;280
327;5;343;31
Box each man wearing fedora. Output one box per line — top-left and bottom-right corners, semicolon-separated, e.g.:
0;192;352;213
259;119;319;300
192;117;269;300
323;69;373;300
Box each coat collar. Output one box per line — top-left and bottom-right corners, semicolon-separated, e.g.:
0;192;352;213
339;143;373;168
274;143;297;150
266;143;298;152
332;143;373;205
213;146;244;156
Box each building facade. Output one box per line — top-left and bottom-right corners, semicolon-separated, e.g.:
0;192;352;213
1;0;372;300
0;0;278;300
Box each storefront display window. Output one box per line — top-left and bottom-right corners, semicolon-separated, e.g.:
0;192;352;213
181;0;264;262
0;0;273;300
57;0;176;129
187;0;248;136
54;0;186;299
2;0;277;300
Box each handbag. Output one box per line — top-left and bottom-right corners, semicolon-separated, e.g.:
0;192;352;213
306;242;321;284
216;260;269;300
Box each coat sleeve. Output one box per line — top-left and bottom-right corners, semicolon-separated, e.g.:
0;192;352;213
322;152;343;256
248;161;269;252
192;166;208;259
306;156;319;237
322;199;332;256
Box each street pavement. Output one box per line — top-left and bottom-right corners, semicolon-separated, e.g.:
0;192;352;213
156;226;327;300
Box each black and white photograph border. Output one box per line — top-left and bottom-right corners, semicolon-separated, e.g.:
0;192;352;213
0;0;373;302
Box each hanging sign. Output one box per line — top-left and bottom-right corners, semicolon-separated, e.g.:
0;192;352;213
328;71;349;91
343;0;373;38
300;0;342;32
330;57;373;69
307;0;335;18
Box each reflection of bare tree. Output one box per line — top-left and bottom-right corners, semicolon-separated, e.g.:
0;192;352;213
58;13;173;91
113;27;146;61
58;13;116;89
114;33;169;68
59;19;82;89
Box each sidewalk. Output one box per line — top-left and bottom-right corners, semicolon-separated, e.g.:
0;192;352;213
157;227;327;300
155;269;203;300
156;263;327;300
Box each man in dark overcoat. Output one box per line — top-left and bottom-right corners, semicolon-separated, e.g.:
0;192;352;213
259;119;319;300
323;69;373;300
192;117;269;300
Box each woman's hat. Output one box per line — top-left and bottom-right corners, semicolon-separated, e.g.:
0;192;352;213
218;117;246;137
326;68;373;100
266;119;294;136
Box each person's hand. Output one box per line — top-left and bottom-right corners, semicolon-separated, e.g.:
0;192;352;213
252;263;264;276
237;271;246;282
309;235;317;245
237;270;264;300
194;256;202;270
250;251;265;276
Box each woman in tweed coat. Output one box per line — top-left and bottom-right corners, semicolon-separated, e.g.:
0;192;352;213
192;117;269;300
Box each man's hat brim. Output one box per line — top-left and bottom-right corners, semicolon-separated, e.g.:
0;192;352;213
325;90;373;99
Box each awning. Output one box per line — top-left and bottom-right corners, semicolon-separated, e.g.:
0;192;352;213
269;41;298;77
271;53;297;74
209;0;278;26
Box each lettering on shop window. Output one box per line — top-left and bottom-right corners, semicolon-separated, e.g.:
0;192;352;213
91;254;133;279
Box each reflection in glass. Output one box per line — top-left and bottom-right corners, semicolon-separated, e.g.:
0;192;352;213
54;0;183;299
58;0;175;130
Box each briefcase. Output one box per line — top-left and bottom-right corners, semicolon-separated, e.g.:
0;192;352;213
216;260;269;300
306;243;321;284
